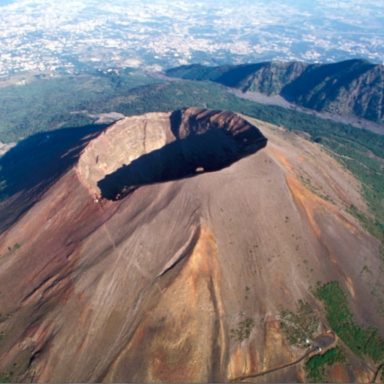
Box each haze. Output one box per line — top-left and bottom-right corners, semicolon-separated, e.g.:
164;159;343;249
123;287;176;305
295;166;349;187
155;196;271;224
0;0;383;77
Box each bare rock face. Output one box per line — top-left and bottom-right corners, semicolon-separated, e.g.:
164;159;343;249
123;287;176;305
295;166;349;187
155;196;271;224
167;60;384;124
0;110;382;383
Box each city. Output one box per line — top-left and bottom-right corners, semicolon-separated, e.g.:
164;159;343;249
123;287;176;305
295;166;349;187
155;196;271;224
0;0;383;78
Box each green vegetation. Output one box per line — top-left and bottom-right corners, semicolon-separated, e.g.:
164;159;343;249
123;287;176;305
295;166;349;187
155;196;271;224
0;243;21;258
315;281;384;362
9;243;20;251
230;318;255;342
348;204;383;244
0;313;9;323
327;142;384;243
244;286;250;300
305;347;345;382
299;174;333;203
0;69;157;142
0;372;13;383
280;300;319;347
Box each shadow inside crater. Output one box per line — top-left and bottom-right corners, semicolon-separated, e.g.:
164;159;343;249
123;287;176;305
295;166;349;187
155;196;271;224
98;123;267;200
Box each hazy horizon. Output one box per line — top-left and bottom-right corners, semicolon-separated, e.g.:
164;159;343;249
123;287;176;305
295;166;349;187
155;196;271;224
0;0;383;77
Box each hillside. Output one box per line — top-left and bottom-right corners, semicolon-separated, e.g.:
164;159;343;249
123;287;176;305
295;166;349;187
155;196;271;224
0;69;157;143
0;109;383;382
166;59;384;124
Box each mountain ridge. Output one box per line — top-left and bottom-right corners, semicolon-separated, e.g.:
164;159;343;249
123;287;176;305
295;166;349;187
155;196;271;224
166;59;384;124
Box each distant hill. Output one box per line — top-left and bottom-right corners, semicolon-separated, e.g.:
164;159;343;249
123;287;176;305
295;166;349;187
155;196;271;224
166;59;384;124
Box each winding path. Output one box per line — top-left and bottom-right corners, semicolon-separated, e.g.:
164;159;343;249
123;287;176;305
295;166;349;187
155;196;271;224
231;332;337;382
230;350;310;382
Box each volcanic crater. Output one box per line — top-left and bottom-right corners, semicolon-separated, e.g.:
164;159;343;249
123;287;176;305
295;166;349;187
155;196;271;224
77;108;267;200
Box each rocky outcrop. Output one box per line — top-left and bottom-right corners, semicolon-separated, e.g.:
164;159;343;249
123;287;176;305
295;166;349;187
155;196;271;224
215;61;307;94
167;59;384;124
282;60;384;122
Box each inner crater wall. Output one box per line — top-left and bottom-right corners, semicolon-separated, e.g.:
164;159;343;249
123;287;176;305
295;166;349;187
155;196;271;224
76;112;172;195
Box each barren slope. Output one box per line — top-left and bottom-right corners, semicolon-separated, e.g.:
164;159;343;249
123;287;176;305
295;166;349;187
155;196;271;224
0;109;382;382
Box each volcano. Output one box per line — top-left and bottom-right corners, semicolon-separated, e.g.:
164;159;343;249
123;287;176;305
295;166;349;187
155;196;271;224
0;108;382;382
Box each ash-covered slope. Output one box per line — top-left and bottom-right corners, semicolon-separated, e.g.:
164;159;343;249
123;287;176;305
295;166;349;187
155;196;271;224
0;109;382;382
167;59;384;124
